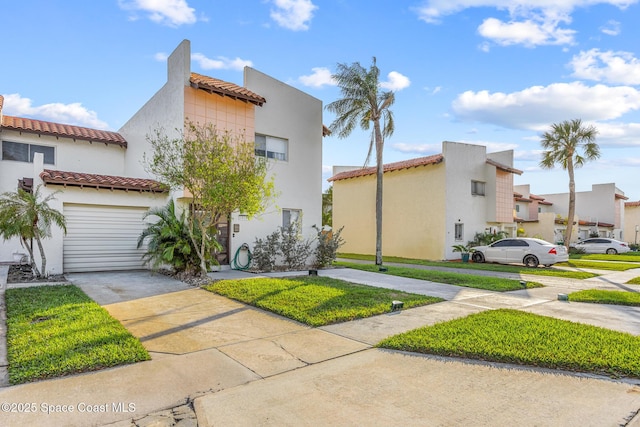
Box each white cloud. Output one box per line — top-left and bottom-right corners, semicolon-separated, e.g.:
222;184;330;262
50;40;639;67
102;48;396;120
192;53;253;71
478;16;575;47
393;140;517;155
380;71;411;91
414;0;637;47
118;0;197;27
299;67;335;87
601;19;621;36
569;49;640;85
154;52;169;62
270;0;318;31
392;143;441;154
451;82;640;130
1;93;109;130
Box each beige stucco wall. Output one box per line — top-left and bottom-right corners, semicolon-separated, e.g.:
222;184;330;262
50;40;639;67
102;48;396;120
495;170;513;223
184;87;255;140
333;163;446;260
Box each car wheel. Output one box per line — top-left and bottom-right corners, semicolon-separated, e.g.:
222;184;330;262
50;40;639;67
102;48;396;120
472;252;484;263
523;255;539;268
606;248;617;255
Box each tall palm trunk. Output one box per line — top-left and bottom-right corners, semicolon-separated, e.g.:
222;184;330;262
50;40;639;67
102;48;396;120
374;121;384;266
565;159;576;246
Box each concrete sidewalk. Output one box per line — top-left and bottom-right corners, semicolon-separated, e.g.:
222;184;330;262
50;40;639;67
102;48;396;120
1;267;640;426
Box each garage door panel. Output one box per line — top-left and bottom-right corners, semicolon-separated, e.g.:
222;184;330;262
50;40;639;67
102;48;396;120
63;204;152;273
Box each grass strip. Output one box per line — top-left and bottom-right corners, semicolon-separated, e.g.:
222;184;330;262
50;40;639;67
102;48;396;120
204;276;442;326
627;277;640;285
336;262;543;291
338;253;597;279
378;309;640;378
570;253;640;262
568;289;640;306
557;260;640;271
6;285;150;385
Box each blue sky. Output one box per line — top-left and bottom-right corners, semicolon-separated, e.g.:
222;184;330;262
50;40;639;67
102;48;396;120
2;0;640;200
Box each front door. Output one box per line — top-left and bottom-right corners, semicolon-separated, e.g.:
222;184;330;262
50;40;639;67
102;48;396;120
215;217;230;265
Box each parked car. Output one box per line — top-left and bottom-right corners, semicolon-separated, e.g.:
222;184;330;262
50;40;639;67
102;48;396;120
572;238;631;254
471;238;568;268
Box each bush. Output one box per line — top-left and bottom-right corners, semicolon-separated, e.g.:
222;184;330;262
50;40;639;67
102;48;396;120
251;231;280;271
469;230;508;246
279;223;314;270
314;226;345;267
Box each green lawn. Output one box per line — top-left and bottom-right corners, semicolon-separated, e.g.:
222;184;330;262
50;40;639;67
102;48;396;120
378;309;640;378
628;277;640;285
203;276;442;326
5;285;150;385
338;253;597;279
570;253;640;262
557;259;640;271
568;289;640;306
336;262;543;291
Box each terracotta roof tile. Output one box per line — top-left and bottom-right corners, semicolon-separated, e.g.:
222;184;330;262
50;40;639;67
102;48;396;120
615;193;629;200
1;115;127;147
485;158;523;175
190;72;266;106
40;169;167;193
626;201;640;207
328;154;444;182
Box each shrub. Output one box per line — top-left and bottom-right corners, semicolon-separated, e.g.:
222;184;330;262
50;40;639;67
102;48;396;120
314;226;345;267
251;230;280;271
279;223;314;270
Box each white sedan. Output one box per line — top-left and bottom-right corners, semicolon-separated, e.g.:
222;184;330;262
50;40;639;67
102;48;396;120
471;238;568;268
572;238;631;254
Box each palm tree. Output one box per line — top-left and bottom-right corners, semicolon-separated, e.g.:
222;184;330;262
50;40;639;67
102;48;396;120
540;119;600;246
137;199;220;275
326;57;395;266
0;185;66;277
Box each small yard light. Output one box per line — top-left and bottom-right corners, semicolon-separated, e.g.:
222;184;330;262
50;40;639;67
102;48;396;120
379;266;388;272
309;269;318;276
390;300;404;312
557;293;569;301
519;280;527;288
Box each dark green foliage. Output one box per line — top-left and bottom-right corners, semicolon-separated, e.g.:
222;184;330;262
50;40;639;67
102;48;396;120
314;225;345;267
138;199;218;274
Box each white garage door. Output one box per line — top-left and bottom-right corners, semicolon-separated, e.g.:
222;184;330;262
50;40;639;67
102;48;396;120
63;204;150;273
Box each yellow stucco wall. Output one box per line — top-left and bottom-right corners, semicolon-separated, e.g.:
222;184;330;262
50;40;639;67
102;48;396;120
184;87;255;140
333;163;446;260
624;205;640;245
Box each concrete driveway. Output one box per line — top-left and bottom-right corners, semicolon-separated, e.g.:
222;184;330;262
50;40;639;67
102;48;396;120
2;268;640;426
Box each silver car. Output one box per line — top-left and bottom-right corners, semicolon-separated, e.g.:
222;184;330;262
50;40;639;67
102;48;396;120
472;238;569;268
572;238;631;254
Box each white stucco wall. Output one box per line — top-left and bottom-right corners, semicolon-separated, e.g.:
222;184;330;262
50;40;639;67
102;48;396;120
235;67;323;262
119;40;189;179
443;142;492;259
0;129;128;262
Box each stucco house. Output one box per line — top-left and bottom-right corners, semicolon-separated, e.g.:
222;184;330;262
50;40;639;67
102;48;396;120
329;141;522;261
515;183;627;244
0;39;323;274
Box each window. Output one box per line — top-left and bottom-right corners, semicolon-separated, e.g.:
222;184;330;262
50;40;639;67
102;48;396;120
255;134;288;161
2;141;55;165
538;207;542;213
282;209;301;229
454;223;463;241
515;205;520;213
471;180;485;196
